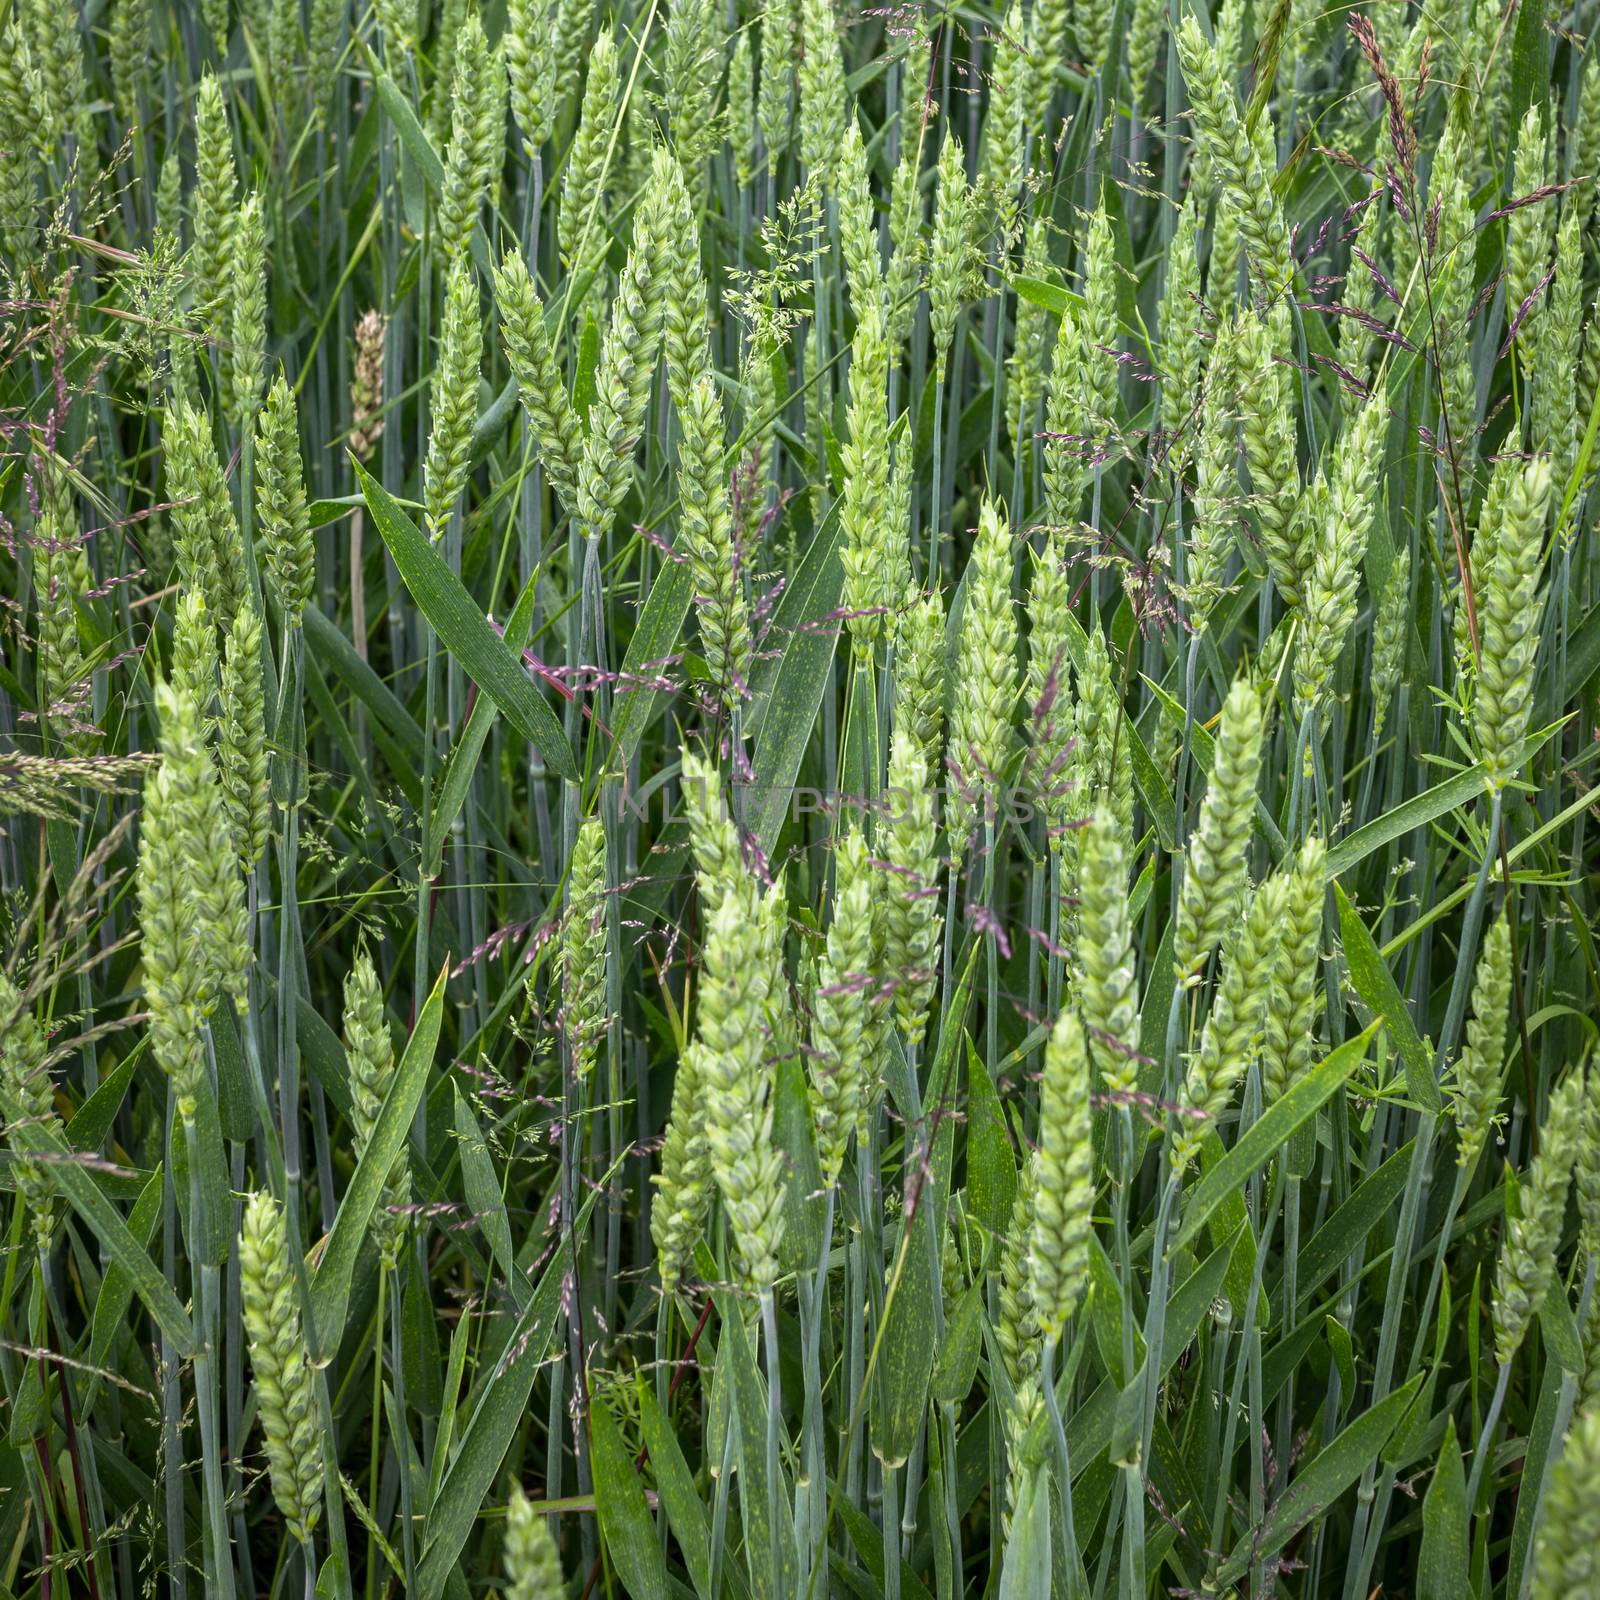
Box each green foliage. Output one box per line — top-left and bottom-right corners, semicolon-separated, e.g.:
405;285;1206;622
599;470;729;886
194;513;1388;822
1;4;1598;1596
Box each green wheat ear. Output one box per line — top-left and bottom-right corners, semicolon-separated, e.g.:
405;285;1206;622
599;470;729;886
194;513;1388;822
1234;306;1304;608
977;4;1029;245
1177;876;1286;1172
697;885;787;1295
893;589;947;770
653;1036;713;1297
563;817;610;1082
1474;457;1553;790
167;401;248;634
240;1190;325;1546
1531;1404;1600;1600
1076;808;1140;1098
343;948;411;1268
1451;913;1512;1172
138;680;252;1125
226;193;267;430
882;729;943;1051
930;129;974;363
219;599;269;871
192;73;239;348
675;371;754;706
1172;671;1266;987
1177;15;1293;294
1261;837;1326;1105
728;32;757;190
557;32;619;269
436;13;505;267
840;293;893;654
1027;1006;1094;1337
947;498;1019;856
1494;1070;1581;1366
758;0;798;175
808;829;876;1183
495;248;583;508
573;150;675;545
257;376;315;627
0;973;61;1255
423;261;484;541
504;1486;564;1598
506;0;558;155
797;0;847;189
171;588;219;727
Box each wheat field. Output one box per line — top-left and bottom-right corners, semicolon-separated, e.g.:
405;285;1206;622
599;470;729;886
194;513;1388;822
2;0;1599;1593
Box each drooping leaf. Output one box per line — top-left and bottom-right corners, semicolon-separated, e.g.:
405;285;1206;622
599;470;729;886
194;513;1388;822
355;462;578;782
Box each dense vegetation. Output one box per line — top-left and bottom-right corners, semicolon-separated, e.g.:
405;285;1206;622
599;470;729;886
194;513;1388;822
2;0;1600;1592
